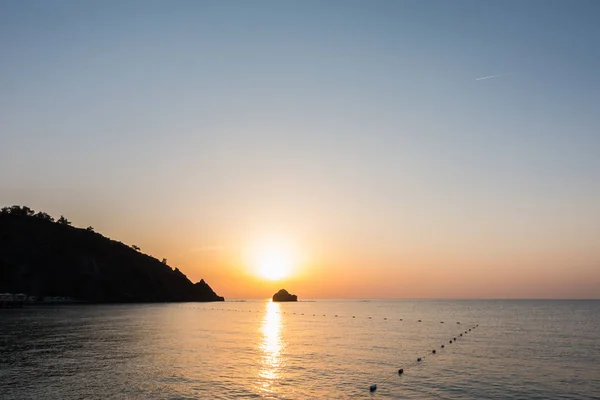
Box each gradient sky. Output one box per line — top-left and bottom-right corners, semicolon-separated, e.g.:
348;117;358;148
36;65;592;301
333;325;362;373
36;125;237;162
2;0;599;299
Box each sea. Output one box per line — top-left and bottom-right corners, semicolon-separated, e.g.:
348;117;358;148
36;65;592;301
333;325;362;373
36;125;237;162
1;300;599;399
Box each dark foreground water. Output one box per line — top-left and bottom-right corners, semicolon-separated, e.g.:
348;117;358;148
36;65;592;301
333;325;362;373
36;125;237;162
1;300;599;399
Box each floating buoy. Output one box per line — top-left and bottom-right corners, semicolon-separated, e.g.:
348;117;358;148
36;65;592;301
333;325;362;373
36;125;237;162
369;316;372;319
417;357;422;362
441;344;445;348
454;337;457;341
400;319;403;321
449;340;452;343
398;368;404;375
384;318;387;320
353;316;355;318
469;329;471;331
418;319;422;322
460;333;463;336
369;384;377;392
440;321;444;323
335;315;338;317
457;322;460;324
432;349;436;354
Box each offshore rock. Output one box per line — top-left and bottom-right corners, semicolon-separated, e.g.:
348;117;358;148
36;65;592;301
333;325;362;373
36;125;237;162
272;289;297;302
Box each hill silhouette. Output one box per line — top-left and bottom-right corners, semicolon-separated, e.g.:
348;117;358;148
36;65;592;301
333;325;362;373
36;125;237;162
0;205;224;302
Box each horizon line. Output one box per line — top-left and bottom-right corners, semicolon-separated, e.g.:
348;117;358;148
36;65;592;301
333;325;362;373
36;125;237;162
223;297;600;301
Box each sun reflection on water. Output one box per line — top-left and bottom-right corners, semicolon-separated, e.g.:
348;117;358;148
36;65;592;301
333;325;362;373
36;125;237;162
259;301;282;392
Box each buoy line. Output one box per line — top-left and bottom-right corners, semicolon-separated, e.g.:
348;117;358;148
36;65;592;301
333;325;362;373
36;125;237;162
368;324;480;392
179;305;473;326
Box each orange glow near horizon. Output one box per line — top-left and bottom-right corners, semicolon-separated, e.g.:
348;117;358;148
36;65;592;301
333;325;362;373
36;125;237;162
102;218;600;300
175;243;600;300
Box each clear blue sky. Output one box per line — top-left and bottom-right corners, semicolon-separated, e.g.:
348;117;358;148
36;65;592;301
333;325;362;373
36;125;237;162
1;0;599;298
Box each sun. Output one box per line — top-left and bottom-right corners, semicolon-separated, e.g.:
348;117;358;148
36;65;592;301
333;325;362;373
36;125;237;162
246;238;298;281
258;249;292;281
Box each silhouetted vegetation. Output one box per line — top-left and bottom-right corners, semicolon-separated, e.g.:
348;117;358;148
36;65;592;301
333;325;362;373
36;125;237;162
57;215;71;225
34;211;54;222
0;205;224;303
2;205;34;216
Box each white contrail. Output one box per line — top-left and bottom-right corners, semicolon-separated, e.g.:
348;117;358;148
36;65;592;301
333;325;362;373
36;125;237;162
475;74;505;81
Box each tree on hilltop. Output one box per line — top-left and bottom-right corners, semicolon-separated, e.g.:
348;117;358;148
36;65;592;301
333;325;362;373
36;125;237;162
34;211;55;222
14;205;34;216
57;216;71;226
0;205;35;216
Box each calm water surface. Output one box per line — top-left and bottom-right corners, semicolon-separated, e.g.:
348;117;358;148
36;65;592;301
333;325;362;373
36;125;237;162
1;300;599;399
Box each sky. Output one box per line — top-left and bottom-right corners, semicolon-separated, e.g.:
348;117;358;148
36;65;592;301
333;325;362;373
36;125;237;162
1;0;599;299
